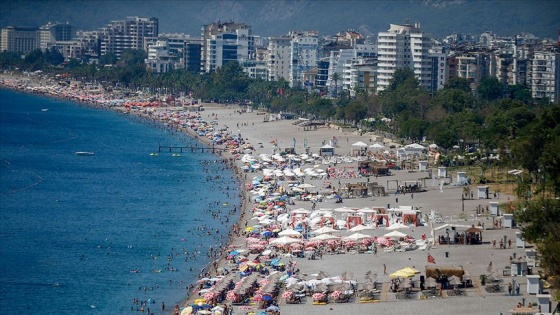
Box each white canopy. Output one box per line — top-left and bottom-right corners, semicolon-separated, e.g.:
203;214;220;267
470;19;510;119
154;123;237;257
311;226;339;235
384;230;408;238
269;236;301;245
344;233;372;241
278;228;301;237
387;222;410;230
352;141;368;147
309;234;341;241
370;143;385;148
348;224;375;232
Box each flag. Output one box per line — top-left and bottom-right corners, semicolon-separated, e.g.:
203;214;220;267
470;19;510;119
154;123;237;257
428;253;436;264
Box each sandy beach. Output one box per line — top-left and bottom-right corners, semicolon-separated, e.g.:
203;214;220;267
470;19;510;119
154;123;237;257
2;73;555;315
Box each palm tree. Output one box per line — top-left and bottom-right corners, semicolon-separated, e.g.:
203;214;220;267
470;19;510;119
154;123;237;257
331;72;341;97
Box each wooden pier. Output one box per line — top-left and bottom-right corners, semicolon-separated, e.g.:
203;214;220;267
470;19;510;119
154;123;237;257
158;144;226;154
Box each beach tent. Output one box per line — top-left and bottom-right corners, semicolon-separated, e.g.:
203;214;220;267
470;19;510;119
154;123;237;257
352;141;368;147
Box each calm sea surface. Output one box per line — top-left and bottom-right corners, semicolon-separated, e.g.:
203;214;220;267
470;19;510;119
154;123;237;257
0;88;240;314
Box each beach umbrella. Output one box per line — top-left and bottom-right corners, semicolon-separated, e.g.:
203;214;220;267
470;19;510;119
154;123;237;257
269;236;301;245
387;222;410;230
309;234;340;241
389;270;413;278
311;226;339;234
348;224;375;232
384;230;408;238
401;267;421;275
298;183;316;189
344;233;372;241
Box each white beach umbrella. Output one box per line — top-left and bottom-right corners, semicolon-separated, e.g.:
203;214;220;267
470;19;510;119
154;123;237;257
352;141;368;147
348;224;375;232
297;183;316;189
311;226;339;235
344;233;372;241
387;222;410;230
309;234;341;241
278;229;301;237
383;230;408;238
269;236;301;245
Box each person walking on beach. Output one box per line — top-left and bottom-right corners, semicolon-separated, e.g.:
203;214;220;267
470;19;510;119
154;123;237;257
383;264;387;275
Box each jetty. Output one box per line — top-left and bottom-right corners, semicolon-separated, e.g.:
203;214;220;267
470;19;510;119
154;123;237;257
157;144;226;154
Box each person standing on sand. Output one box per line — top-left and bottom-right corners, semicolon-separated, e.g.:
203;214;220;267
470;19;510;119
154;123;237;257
383;264;387;275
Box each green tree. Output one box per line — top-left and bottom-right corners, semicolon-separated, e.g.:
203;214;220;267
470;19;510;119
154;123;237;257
477;76;503;101
444;77;472;93
99;53;118;66
119;49;147;67
515;199;560;295
331;72;341;97
0;51;22;69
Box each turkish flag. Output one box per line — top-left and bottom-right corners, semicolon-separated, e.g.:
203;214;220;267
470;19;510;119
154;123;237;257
427;253;436;264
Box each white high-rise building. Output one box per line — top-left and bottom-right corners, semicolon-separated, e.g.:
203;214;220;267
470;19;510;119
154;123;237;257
200;22;253;73
267;37;292;82
289;31;320;88
530;49;560;103
99;16;158;59
376;23;435;92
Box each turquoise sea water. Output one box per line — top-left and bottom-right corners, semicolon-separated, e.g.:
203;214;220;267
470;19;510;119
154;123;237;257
0;88;240;314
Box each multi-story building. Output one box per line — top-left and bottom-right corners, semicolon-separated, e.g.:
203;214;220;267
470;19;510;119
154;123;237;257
326;44;376;96
145;34;202;73
241;47;269;80
38;22;75;51
530;48;560;103
145;40;180;73
376;23;436;93
0;26;39;54
315;59;330;92
289;31;320;88
447;52;490;91
99;16;158;58
200;22;253;73
267;37;292;82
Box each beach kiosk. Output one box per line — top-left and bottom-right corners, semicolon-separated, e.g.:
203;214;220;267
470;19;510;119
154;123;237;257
477;186;489;199
489;202;499;216
526;275;541;294
503;213;514;228
456;171;468;185
511;260;528;276
537;294;552;313
418;161;428;171
437;167;447;178
515;232;525;248
319;144;335;156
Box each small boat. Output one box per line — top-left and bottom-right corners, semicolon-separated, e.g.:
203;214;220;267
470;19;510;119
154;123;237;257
75;152;95;156
150;152;159;156
41;109;49;112
172;153;181;157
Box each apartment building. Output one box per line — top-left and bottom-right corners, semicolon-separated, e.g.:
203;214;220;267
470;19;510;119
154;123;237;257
99;16;158;58
530;48;560;103
200;22;254;73
289;31;320;88
447;52;490;91
267;37;292;82
376;23;436;93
